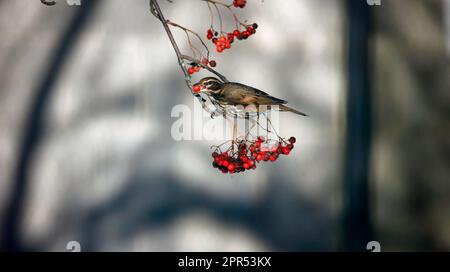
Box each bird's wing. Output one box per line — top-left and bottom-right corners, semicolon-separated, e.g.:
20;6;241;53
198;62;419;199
222;83;287;105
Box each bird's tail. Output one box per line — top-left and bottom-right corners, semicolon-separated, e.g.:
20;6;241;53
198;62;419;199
279;105;308;116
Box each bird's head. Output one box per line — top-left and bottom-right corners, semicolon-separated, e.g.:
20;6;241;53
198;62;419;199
194;77;223;93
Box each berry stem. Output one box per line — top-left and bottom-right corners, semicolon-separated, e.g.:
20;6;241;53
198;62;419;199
212;3;223;34
166;20;210;61
204;0;244;32
206;1;214;29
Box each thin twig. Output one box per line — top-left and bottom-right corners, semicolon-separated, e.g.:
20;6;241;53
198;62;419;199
203;0;245;31
203;0;232;8
212;3;223;33
166;20;210;60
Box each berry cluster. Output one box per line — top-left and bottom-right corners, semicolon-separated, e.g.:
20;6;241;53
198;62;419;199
233;0;247;8
212;136;296;174
187;63;201;75
187;57;217;77
206;24;257;53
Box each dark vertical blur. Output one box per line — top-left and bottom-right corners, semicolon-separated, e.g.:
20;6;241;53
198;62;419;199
372;0;450;250
342;0;374;251
0;0;100;251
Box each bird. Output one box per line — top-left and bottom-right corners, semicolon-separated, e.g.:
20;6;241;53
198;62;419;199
194;77;307;119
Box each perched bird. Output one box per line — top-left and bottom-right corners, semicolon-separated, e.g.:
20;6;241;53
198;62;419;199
195;77;307;118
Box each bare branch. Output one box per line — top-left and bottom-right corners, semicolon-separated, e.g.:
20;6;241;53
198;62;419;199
149;0;228;117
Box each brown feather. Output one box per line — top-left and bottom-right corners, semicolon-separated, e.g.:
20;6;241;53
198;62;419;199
221;83;287;106
197;77;308;117
279;105;308;116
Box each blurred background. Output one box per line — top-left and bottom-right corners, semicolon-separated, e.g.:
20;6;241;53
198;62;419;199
0;0;449;251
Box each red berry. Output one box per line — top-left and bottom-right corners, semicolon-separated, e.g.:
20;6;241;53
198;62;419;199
227;163;235;171
194;66;200;72
252;23;258;29
222;160;229;167
289;137;296;144
219;36;226;43
188;67;195;75
233;0;246;8
212;38;218;43
233;30;240;37
207;33;213;40
193;85;201;93
257;136;265;142
243;163;250;169
248;160;255;167
287;143;294;150
282;147;290;155
256;154;263;161
269;156;276;162
217;46;224;53
209;60;216;67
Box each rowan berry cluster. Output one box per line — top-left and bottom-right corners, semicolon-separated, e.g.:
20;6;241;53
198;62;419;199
187;57;217;77
206;23;258;53
187;64;201;75
212;136;296;174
